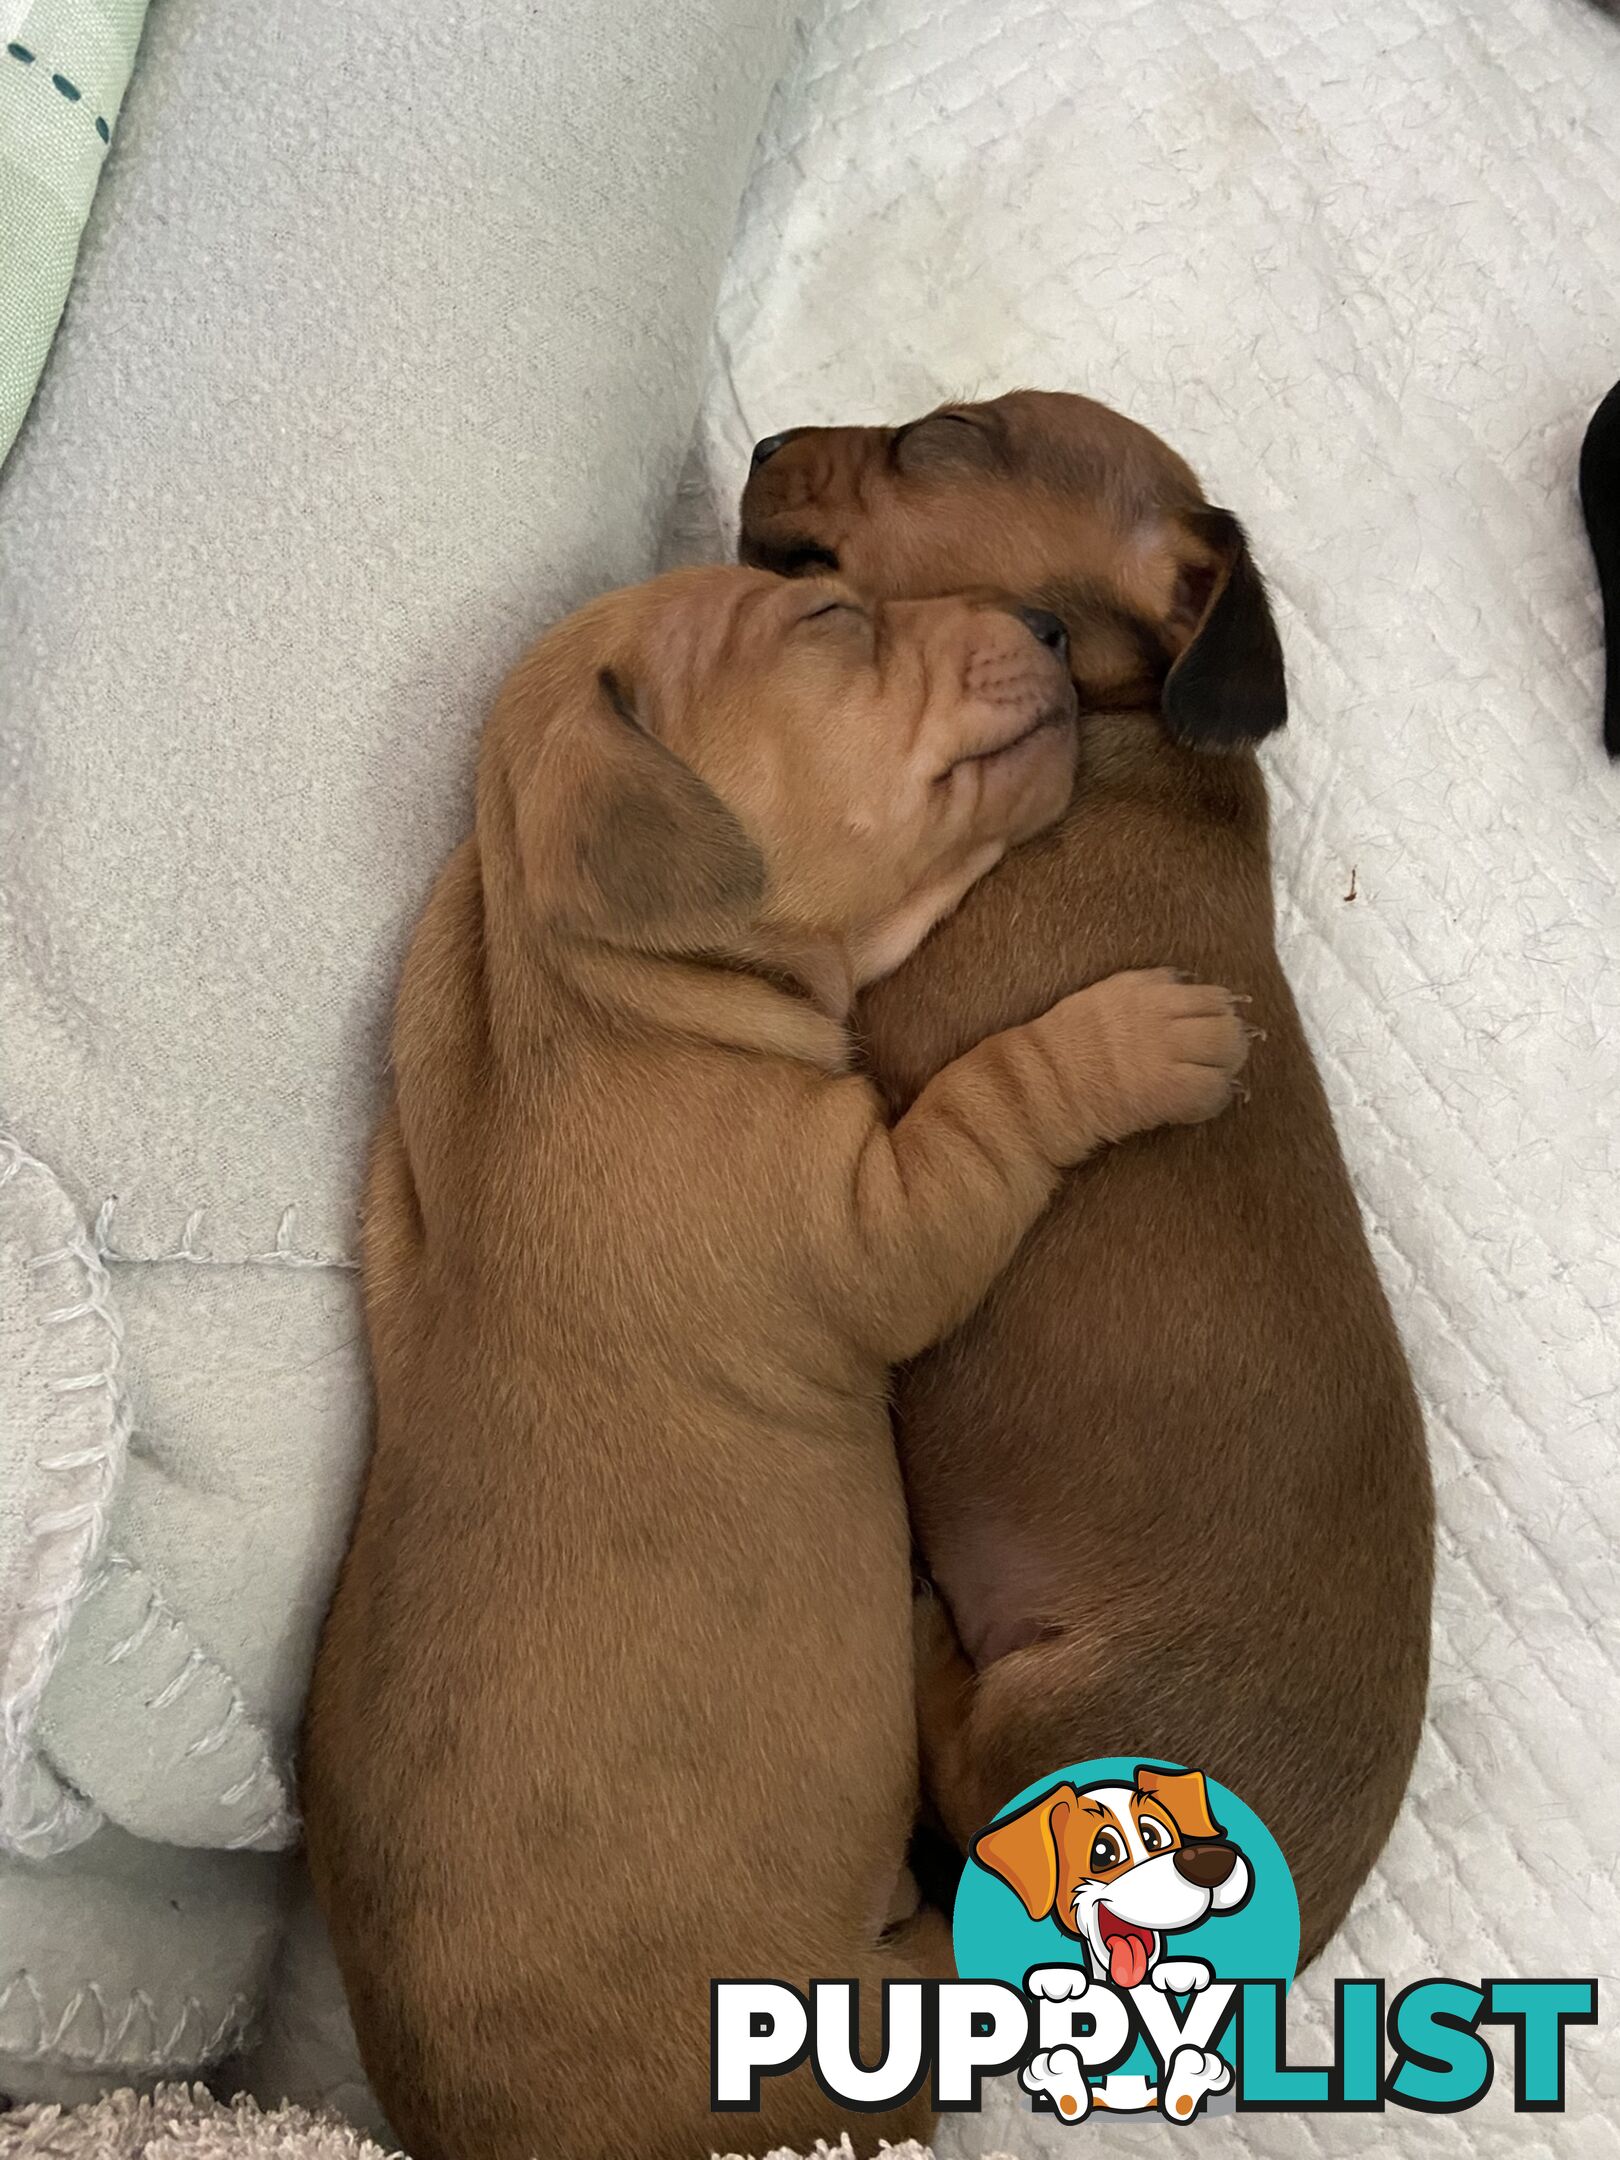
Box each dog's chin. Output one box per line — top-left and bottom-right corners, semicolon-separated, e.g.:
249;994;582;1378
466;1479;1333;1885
954;702;1074;769
998;708;1081;839
737;531;840;578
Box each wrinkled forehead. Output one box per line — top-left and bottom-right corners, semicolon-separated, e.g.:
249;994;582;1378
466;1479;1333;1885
627;569;812;705
658;565;797;647
786;390;1200;524
973;390;1203;506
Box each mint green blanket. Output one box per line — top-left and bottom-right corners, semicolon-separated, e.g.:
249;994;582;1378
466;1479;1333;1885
0;0;147;466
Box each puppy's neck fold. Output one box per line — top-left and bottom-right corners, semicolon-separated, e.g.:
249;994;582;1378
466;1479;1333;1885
552;937;853;1072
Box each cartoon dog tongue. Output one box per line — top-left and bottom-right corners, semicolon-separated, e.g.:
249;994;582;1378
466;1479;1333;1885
1100;1913;1152;1989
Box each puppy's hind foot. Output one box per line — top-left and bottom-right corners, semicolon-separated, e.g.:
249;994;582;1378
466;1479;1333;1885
1160;2044;1233;2123
1021;2046;1091;2122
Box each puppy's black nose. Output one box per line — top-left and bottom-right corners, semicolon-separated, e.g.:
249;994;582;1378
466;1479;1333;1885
1017;607;1069;658
1173;1842;1237;1889
751;430;798;468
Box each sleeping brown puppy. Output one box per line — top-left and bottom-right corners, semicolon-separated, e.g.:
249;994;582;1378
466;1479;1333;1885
302;563;1251;2160
740;391;1433;1968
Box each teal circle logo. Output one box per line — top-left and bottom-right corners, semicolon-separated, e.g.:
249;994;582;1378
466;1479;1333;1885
953;1758;1298;2120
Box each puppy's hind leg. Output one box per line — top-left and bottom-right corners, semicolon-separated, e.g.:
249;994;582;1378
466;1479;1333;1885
881;1898;957;1983
745;1919;951;2160
916;1608;1112;1851
859;1909;954;2151
914;1585;1011;1849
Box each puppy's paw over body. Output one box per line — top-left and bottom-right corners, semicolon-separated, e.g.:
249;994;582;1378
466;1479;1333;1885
1057;967;1249;1139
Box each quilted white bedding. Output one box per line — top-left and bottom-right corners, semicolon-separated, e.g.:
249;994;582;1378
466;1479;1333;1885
685;1;1620;2152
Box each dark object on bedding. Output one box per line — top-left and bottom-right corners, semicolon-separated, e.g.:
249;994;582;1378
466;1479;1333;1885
1579;376;1620;757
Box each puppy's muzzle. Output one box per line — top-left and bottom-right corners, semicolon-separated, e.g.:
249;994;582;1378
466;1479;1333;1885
751;428;812;467
1172;1841;1238;1889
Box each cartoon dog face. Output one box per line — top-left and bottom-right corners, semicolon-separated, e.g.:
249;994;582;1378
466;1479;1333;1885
972;1767;1252;1990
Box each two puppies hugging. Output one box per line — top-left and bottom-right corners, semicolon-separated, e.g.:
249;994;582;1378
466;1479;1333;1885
303;393;1428;2160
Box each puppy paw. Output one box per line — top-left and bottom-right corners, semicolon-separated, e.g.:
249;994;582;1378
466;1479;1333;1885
1151;1958;1213;1995
1021;2046;1092;2122
1160;2044;1233;2123
1066;968;1250;1139
1026;1963;1093;2003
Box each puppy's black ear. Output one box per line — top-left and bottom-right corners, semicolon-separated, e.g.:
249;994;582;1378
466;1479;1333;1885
1162;508;1287;751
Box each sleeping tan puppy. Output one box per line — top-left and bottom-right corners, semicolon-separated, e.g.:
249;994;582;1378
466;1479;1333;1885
301;564;1251;2160
740;392;1433;1969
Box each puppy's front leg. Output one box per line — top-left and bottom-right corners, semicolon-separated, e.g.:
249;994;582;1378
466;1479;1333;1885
850;969;1247;1361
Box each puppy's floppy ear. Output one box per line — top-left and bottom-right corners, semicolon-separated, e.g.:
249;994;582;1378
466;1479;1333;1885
1134;1765;1224;1844
970;1782;1076;1922
1161;507;1287;751
516;667;765;949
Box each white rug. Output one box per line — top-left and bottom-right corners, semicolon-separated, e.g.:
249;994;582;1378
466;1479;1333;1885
684;1;1620;2152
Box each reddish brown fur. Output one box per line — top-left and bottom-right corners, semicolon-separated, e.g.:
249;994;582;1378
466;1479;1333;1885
741;391;1433;1966
302;565;1251;2160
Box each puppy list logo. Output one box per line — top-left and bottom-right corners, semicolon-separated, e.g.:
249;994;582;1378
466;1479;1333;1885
711;1755;1597;2126
955;1757;1286;2122
952;1756;1597;2125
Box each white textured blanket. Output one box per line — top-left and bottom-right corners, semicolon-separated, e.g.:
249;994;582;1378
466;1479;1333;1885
0;0;797;2098
1;2089;947;2160
684;1;1620;2153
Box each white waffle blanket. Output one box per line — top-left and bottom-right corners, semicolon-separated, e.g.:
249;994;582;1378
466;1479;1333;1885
685;2;1620;2152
